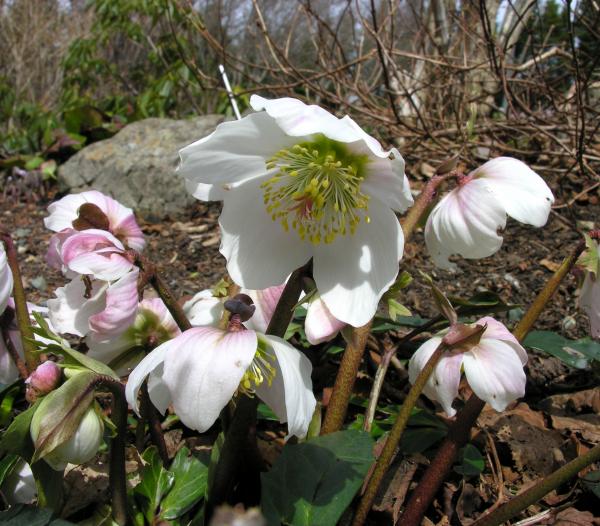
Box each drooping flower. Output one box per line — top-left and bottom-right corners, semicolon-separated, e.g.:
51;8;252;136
178;95;413;327
31;406;104;471
408;316;527;416
0;242;13;314
48;269;139;339
45;190;145;251
425;157;554;269
578;237;600;339
87;297;180;375
126;324;316;438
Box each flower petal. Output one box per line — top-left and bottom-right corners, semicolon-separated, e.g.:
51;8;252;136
219;178;312;290
463;339;526;412
312;197;403;326
243;284;285;333
89;269;139;336
125;340;171;416
183;290;224;327
0;243;13;314
425;178;507;269
304;296;346;345
162;327;257;432
580;273;600;339
473;157;554;227
48;278;107;337
255;335;316;438
476;316;528;365
408;336;463;417
0;329;21;384
178;111;299;192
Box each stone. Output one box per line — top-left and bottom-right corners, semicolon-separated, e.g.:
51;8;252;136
58;115;225;220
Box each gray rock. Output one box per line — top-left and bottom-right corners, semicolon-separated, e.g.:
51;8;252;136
58;115;225;219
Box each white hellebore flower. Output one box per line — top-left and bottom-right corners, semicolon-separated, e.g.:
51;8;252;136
126;325;316;438
0;242;13;314
579;238;600;339
425;157;554;269
179;95;413;327
1;460;37;504
409;317;528;416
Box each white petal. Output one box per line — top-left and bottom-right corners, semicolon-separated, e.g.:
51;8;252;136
139;297;179;337
474;157;554;227
184;179;227;202
255;335;316;438
476;316;528;365
0;329;21;384
89;269;139;336
409;336;463;417
243;284;285;333
48;278;107;337
219;178;312;290
463;339;526;412
580;273;600;339
125;341;171;416
178;112;299;193
2;460;36;504
183;290;224;327
312;197;403;326
425;178;507;269
162;327;257;432
0;244;13;314
304;297;346;345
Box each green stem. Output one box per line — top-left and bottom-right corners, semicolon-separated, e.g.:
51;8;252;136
399;239;586;526
99;377;129;526
472;443;600;526
0;233;37;371
321;320;372;435
353;342;447;525
400;175;448;241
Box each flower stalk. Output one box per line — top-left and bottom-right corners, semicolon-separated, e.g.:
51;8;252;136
352;341;448;525
400;174;447;241
1;311;29;379
399;238;587;526
140;382;169;465
471;443;600;526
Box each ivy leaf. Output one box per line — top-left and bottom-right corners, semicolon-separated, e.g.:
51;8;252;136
0;401;40;460
524;331;600;369
454;443;485;477
261;430;373;526
134;447;175;523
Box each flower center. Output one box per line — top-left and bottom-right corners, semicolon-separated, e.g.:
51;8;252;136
261;135;370;244
239;339;276;396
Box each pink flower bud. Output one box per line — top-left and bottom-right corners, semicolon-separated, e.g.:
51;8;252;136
25;361;62;401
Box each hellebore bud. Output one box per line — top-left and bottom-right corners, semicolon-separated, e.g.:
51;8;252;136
31;406;104;471
25;361;62;402
224;294;256;322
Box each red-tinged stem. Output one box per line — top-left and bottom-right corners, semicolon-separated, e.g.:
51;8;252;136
400;174;448;241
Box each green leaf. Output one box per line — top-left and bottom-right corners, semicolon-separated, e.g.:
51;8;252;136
24;156;44;170
454;444;485;477
261;429;374;526
0;401;40;460
577;234;599;276
159;447;208;520
31;371;97;463
0;504;75;525
582;469;600;500
206;431;225;502
134;446;175;522
0;454;20;486
524;331;600;369
388;298;412;321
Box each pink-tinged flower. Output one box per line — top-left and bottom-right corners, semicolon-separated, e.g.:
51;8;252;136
0;243;13;314
87;298;180;375
60;230;134;281
48;269;139;338
45;190;145;251
408;317;528;416
184;289;225;327
425;157;554;269
580;266;600;340
126;325;316;438
25;361;62;401
179;95;413;327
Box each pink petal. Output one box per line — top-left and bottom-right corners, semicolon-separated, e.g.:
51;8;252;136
304;296;346;345
243;284;285;333
0;243;13;314
580;272;600;339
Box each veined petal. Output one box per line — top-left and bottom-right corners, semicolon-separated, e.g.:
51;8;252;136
184;290;224;327
580;273;600;339
0;243;13;314
125;340;171;416
48;278;107;337
162;327;257;432
89;269;139;336
476;316;528;365
408;336;463;417
463;339;526;412
255;334;316;438
304;296;346;345
178;112;299;192
473;157;554;227
425;178;506;269
243;284;285;333
312;196;403;326
219;178;312;290
361;151;413;213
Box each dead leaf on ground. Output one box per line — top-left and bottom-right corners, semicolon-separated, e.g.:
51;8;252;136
540;258;561;272
552;507;600;526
